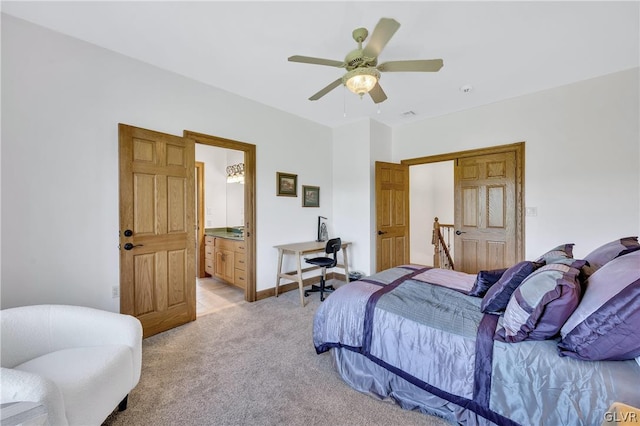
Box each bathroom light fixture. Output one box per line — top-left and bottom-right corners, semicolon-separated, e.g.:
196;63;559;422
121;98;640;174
226;163;245;184
342;67;380;97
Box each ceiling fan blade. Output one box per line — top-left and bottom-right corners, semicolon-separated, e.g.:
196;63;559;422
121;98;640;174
309;78;343;101
368;82;387;104
377;59;444;73
362;18;401;59
288;55;345;68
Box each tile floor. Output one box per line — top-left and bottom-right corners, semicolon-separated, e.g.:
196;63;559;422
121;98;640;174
196;276;246;317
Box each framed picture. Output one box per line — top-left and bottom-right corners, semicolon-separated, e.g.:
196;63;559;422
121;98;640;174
276;172;297;197
302;185;320;207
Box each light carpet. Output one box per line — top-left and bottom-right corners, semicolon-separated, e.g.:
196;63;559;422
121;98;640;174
103;281;450;426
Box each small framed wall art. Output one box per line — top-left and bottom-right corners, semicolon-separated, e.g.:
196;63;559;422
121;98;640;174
302;185;320;207
276;172;297;197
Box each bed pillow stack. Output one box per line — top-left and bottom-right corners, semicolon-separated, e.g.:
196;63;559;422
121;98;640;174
480;261;542;312
582;236;640;277
469;268;508;297
471;244;576;300
534;243;575;264
485;238;640;358
558;249;640;361
478;243;576;342
496;258;586;342
479;244;574;312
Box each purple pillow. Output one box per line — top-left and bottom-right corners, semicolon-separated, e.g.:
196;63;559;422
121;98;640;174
558;250;640;361
534;243;574;264
481;261;541;313
583;236;640;277
496;259;586;342
468;268;508;297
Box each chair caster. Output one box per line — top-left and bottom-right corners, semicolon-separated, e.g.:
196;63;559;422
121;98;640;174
320;295;325;302
304;291;309;297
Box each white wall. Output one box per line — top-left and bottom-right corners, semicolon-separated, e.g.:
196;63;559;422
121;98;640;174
394;68;640;259
2;15;638;312
194;145;244;228
369;120;393;271
331;119;393;276
409;161;454;266
1;15;333;310
195;144;227;228
332;120;371;275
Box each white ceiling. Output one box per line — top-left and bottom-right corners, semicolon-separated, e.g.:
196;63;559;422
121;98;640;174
2;1;639;128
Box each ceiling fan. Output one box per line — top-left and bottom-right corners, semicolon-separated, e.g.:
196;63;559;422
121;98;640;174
288;18;443;104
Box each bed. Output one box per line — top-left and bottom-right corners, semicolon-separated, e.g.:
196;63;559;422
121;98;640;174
313;239;640;425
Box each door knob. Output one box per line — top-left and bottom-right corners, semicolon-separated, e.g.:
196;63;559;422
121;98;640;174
123;229;133;237
123;243;144;250
377;230;387;235
455;230;466;235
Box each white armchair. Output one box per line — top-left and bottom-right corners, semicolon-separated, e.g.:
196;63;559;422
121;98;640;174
1;304;142;426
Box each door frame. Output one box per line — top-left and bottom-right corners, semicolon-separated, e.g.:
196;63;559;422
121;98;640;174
184;130;257;302
196;161;206;278
401;142;525;264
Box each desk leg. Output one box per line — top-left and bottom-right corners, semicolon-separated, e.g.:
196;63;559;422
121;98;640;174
342;245;350;284
275;249;283;297
296;253;305;307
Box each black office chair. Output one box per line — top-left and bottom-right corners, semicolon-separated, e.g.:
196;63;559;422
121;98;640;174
304;238;342;302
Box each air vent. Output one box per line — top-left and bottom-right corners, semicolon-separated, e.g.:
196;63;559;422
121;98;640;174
401;111;416;117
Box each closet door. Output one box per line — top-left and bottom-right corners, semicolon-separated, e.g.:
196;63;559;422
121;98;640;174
454;151;517;273
375;161;409;272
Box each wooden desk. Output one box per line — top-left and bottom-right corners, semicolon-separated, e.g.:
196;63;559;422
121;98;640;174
274;240;351;307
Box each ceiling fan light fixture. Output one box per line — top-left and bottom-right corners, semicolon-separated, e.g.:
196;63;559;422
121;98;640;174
289;18;442;103
343;68;380;97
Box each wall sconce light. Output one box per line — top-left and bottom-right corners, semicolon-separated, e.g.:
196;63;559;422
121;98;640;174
226;163;245;184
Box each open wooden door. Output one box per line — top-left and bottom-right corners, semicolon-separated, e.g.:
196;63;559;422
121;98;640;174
119;124;196;338
375;161;409;272
454;151;517;273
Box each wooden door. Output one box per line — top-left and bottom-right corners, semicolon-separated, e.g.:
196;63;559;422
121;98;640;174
454;151;517;273
119;124;195;338
375;161;409;272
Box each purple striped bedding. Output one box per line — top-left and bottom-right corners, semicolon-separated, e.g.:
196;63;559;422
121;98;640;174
313;264;640;425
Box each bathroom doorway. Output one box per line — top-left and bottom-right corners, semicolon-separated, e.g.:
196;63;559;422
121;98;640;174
187;131;256;316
